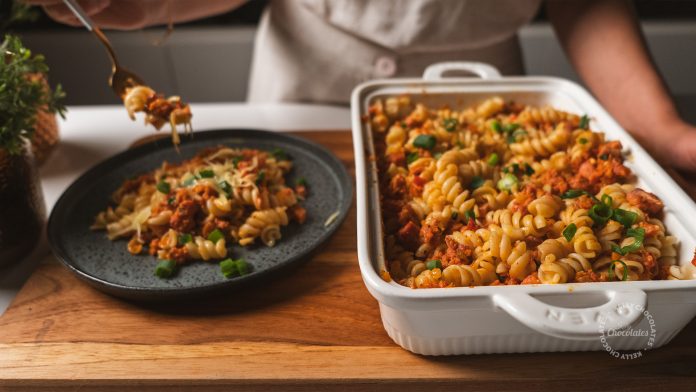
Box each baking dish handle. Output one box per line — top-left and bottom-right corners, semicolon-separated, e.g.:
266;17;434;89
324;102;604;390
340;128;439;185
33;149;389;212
422;62;502;81
493;289;647;340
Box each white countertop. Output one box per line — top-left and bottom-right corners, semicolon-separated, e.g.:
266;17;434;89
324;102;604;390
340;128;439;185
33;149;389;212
0;103;351;315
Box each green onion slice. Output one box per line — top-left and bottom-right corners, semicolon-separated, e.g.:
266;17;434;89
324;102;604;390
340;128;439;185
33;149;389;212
406;152;419;164
608;259;629;281
470;175;485;190
207;229;224;243
236;259;250;276
426;260;442;270
256;171;266;185
578;137;588;145
612;208;638;228
178;233;193;245
601;194;613;207
198;169;215;178
589;203;612;227
154;260;176;278
218;180;232;196
272;148;289;160
464;209;476;222
497;173;518;192
487;153;499;166
561;189;587;199
443;118;458;132
295;177;307;187
220;258;238;278
490;120;502;133
579;114;590;129
563;223;577;242
413;134;436;150
524;163;534;176
156;180;170;194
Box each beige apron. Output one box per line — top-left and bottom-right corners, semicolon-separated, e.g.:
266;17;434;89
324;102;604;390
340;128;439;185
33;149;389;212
247;0;542;104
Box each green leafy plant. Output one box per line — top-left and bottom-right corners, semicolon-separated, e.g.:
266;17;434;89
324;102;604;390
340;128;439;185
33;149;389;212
0;34;66;155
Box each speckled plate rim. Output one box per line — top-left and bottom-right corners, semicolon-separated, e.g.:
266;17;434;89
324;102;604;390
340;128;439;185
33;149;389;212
47;129;353;301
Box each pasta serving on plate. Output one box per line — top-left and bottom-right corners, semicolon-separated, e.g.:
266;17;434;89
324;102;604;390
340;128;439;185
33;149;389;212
122;85;193;145
92;146;308;276
369;96;695;288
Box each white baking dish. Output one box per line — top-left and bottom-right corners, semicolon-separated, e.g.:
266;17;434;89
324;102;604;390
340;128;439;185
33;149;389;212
351;62;696;355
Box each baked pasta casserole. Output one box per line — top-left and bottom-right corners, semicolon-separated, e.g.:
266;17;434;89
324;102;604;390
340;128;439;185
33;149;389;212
368;96;696;288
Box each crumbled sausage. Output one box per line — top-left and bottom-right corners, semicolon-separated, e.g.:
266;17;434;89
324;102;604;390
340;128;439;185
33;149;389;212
170;199;199;233
397;221;420;250
626;188;664;215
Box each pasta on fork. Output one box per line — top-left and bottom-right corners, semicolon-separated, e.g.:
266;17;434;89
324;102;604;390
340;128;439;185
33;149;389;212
122;85;193;145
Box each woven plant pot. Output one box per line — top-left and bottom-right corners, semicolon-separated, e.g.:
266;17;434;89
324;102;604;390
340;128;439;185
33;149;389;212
29;73;60;166
0;142;46;265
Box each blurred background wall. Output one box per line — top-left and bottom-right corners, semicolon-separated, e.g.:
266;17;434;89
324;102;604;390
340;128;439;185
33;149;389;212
9;0;696;122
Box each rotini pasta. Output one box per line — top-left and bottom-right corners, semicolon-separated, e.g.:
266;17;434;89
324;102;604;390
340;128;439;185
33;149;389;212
92;146;308;274
371;96;691;287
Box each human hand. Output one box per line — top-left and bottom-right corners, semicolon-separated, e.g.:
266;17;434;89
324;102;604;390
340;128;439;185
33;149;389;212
22;0;151;30
668;124;696;171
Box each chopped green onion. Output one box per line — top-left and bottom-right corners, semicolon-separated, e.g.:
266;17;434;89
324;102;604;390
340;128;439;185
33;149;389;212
236;259;250;276
487;153;499;166
502;166;509;174
272;148;289;160
524;163;534;176
426;260;442;270
451;211;458;220
507;129;527;144
178;233;193;245
610;227;646;256
198;169;215;178
563;223;577;242
578;137;588;145
182;177;196;187
406;152;420;164
601;194;613;207
612;208;638;228
599;153;609;160
220;258;238;278
154;260;176;278
443;118;458;132
589;203;612;227
503;123;520;133
497;173;518;192
433;152;443;159
232;156;242;168
623;227;645;254
295;177;307;187
256;171;266;185
218;180;232;196
470;175;485;190
490;120;502;133
561;189;587;199
156;180;170;194
608;260;629;281
207;229;224;243
511;163;520;174
167;196;176;205
413;134;436;150
579;114;590;129
464;209;476;222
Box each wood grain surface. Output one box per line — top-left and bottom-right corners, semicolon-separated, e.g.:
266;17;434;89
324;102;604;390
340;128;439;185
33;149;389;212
1;131;696;391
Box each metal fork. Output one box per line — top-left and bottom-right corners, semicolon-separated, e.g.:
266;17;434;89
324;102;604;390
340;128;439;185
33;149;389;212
62;0;144;98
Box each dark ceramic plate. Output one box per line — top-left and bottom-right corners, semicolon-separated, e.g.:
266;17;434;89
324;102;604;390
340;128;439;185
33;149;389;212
47;129;352;302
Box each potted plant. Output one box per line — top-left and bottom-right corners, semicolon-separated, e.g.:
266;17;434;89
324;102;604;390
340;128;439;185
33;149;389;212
0;34;65;264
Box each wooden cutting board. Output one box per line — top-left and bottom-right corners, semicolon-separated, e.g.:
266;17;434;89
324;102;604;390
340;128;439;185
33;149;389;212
1;131;696;391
